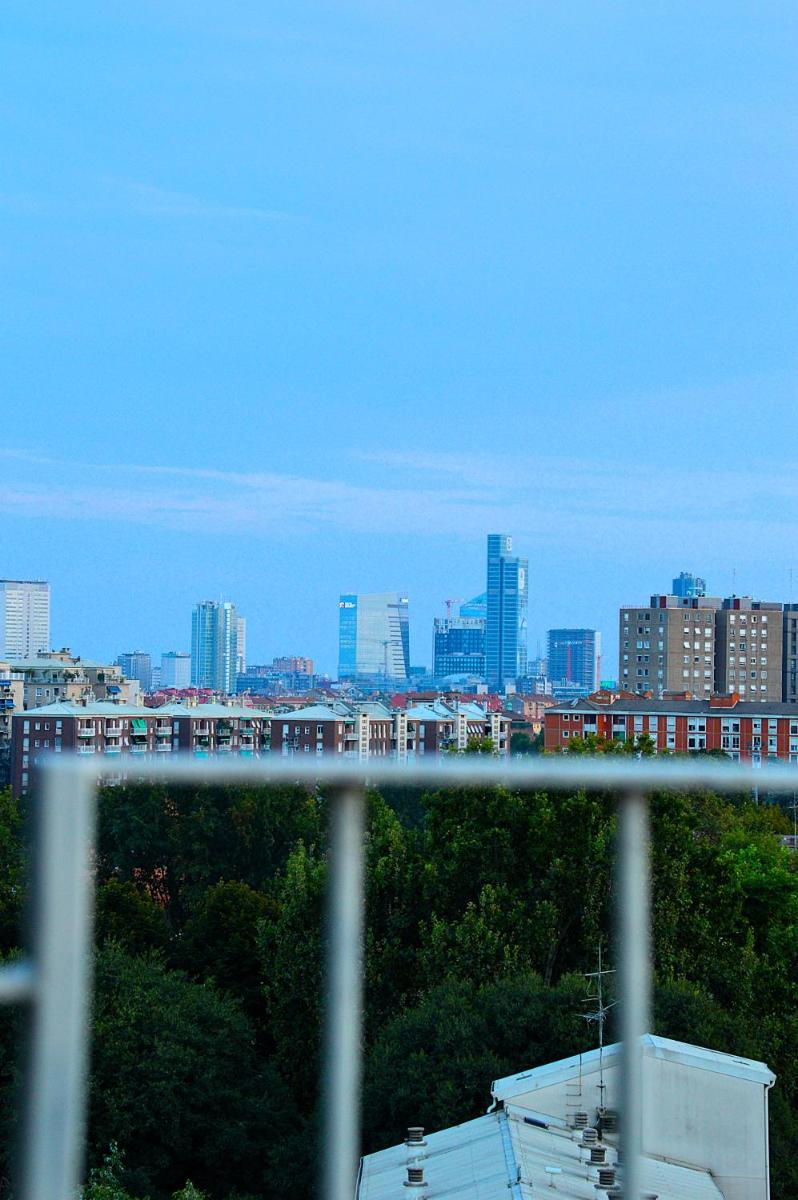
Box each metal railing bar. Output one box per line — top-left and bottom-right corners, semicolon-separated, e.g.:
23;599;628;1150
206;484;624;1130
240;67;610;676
0;960;36;1003
323;786;366;1200
54;751;798;792
618;790;652;1200
20;762;97;1200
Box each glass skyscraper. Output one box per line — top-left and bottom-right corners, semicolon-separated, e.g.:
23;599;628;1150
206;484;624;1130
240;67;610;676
338;592;410;681
672;572;707;599
485;534;528;690
191;600;239;692
546;628;601;692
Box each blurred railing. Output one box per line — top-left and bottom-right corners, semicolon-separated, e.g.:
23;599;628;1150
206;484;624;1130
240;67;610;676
3;753;796;1200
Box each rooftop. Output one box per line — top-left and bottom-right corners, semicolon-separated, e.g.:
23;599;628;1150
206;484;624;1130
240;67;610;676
492;1035;775;1100
550;694;798;717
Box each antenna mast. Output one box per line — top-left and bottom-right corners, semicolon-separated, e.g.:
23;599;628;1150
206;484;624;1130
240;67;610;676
583;944;617;1108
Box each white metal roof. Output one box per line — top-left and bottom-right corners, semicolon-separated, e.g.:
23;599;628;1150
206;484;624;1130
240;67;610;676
358;1113;513;1200
492;1035;775;1101
507;1107;724;1200
358;1105;725;1200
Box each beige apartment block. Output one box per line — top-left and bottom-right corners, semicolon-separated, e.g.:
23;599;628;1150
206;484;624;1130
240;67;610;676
619;595;721;699
714;599;783;703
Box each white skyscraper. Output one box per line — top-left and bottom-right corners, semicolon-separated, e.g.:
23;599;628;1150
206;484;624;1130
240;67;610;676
236;617;247;675
0;580;50;660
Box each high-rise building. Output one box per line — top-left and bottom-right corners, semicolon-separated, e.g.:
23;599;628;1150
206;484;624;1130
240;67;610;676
432;616;486;679
620;594;721;698
191;600;239;692
673;572;707;599
0;580;50;659
338;593;410;681
161;651;191;689
619;593;785;701
115;651;152;692
547;629;601;693
236;617;247;675
714;598;783;703
485;535;528;690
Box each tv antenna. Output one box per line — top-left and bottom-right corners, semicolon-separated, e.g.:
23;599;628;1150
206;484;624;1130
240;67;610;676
583;944;617;1108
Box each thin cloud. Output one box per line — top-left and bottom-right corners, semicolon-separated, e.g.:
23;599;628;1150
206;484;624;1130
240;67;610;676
2;450;797;549
110;179;299;223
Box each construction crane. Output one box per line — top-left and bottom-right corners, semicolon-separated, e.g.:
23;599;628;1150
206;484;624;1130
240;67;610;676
443;598;463;618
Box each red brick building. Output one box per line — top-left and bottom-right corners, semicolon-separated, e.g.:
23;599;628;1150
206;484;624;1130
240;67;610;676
545;690;798;762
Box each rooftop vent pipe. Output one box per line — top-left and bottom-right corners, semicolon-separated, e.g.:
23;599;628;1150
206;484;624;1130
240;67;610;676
589;1146;606;1164
404;1166;426;1189
597;1107;618;1133
406;1127;427;1146
582;1127;599;1146
597;1166;616;1188
574;1110;589;1129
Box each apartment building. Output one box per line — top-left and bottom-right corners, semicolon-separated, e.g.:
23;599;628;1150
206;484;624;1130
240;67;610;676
620;594;786;701
619;595;720;698
11;700;268;795
8;650;141;708
270;698;510;761
714;598;783;702
545;690;798;762
0;664;24;786
783;604;798;704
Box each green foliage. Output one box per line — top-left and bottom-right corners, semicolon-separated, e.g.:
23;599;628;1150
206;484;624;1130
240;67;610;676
563;732;655;756
88;944;296;1199
0;788;25;954
95;781;320;921
83;1142;132;1200
178;880;271;1020
0;773;796;1200
363;973;593;1150
510;730;541;755
96;881;170;958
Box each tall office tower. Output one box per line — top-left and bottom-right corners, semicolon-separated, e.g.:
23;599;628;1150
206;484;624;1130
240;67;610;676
619;594;721;698
160;651;192;689
673;572;707;599
115;651;152;692
547;629;601;692
714;598;783;702
0;580;50;659
432;616;486;679
191;600;239;692
338;593;410;681
485;534;528;690
236;617;247;675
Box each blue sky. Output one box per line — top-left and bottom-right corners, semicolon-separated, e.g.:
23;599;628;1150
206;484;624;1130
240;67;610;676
3;1;797;675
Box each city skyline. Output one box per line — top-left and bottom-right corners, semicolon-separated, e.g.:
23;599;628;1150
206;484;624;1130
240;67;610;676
3;3;796;679
5;557;798;683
